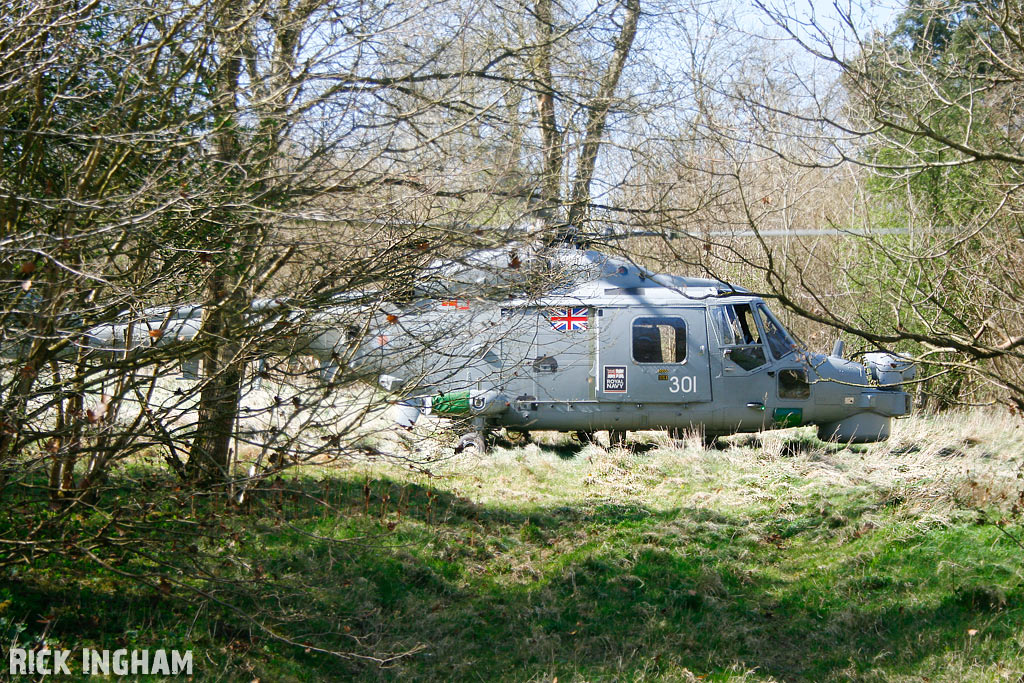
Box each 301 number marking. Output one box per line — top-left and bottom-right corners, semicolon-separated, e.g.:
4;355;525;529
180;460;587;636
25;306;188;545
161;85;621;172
668;376;697;393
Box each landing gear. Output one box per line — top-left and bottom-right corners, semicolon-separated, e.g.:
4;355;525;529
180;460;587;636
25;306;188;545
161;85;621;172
574;430;596;445
455;431;486;454
608;429;628;448
504;428;531;446
456;417;491;454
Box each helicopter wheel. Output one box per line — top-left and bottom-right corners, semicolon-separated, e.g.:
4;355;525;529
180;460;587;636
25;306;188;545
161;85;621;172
608;430;628;448
667;427;683;442
455;431;487;454
504;428;531;446
574;430;596;445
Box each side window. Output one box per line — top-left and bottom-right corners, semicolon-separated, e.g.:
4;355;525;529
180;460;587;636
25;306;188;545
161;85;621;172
779;369;810;399
727;345;766;371
737;305;760;344
709;306;738;346
710;303;767;371
756;304;797;360
632;317;687;363
710;304;760;345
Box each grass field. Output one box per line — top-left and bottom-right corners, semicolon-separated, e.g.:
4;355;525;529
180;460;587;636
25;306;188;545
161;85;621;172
2;410;1024;681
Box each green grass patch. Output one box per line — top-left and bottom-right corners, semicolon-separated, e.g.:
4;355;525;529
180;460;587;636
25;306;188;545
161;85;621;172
1;413;1023;680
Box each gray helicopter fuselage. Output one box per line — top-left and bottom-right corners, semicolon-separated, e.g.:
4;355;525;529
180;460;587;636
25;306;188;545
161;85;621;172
364;248;912;443
20;244;912;445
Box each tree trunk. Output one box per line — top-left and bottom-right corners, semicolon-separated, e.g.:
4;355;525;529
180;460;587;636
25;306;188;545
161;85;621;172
566;0;641;228
534;0;563;210
185;0;248;486
186;334;243;484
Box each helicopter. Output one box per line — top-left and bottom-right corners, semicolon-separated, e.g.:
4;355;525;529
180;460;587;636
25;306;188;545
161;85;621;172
350;236;915;453
10;224;914;454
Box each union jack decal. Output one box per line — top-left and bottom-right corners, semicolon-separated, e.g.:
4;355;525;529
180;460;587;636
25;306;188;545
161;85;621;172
548;307;588;332
439;299;469;311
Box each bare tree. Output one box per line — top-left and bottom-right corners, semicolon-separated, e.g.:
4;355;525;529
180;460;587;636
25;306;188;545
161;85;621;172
593;0;1024;411
0;0;666;501
0;0;594;664
739;0;1024;409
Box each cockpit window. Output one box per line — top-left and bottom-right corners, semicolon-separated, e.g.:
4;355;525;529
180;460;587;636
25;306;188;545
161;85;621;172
755;304;797;360
632;317;687;363
711;304;760;346
710;304;767;371
709;306;735;346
